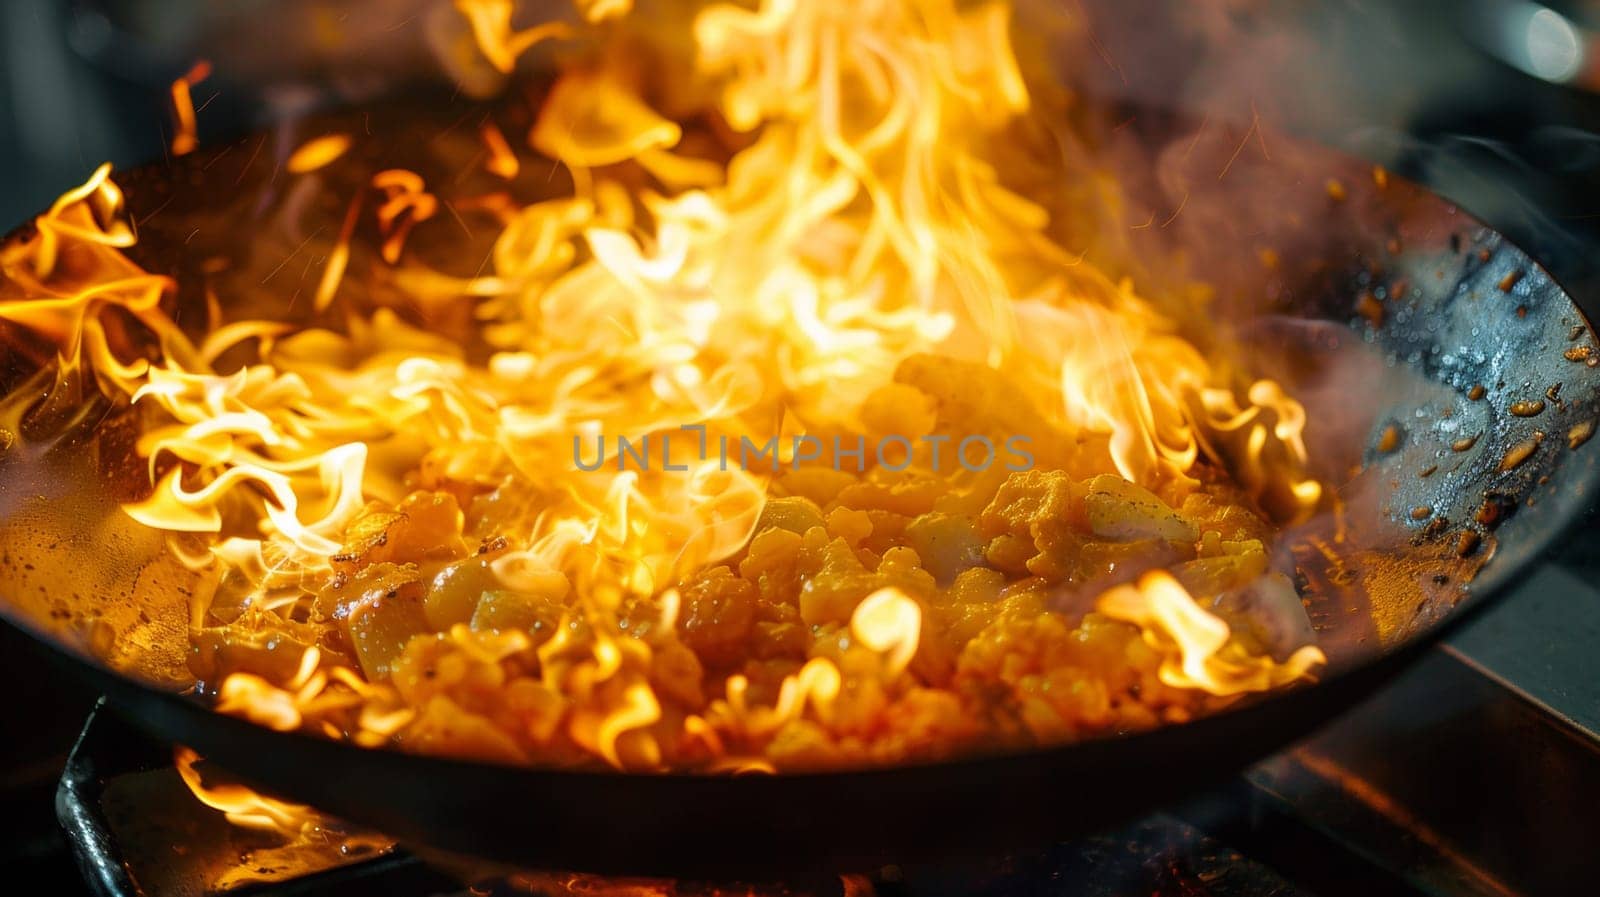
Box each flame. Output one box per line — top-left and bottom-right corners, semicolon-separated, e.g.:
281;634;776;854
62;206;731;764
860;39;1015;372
168;61;211;157
175;746;322;833
851;587;921;678
175;746;396;890
286;134;354;174
454;0;573;73
315;194;364;311
0;0;1329;773
371;169;440;264
1096;572;1326;695
480;121;522;179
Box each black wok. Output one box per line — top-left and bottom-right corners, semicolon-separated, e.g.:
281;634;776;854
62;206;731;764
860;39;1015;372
2;94;1597;880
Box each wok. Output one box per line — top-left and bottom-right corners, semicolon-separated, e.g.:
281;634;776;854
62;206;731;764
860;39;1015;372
1;93;1597;880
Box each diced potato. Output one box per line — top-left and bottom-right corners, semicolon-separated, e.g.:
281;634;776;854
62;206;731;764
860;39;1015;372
860;382;937;439
1170;552;1270;598
1213;572;1315;660
1024;517;1086;582
1223;539;1266;557
331;508;404;574
1083;475;1198;542
798;538;880;626
1178;489;1272;542
424;558;501;631
978;470;1083;538
984;533;1037;574
878;546;935;588
908;603;957;687
825;506;873;545
470;587;566;639
317;560;404;619
857;509;911;556
737;526;805;602
754;496;826;536
947;566;1005;605
391;490;470;556
775;467;858;507
836;477;943;516
797;539;934;626
1077;538;1190;585
650;640;706;708
188;607;336;685
342;565;431;680
1197;532;1266;560
904;513;987;585
402;695;528;764
975;470;1090;582
938;567;1009;645
331;491;468;575
676;566;758;667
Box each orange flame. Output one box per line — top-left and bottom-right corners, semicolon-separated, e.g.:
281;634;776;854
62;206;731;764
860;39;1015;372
168;61;211;157
851;588;922;678
371;169;440;264
286;134;354;174
480;120;521;180
453;0;573;73
175;747;321;834
1096;571;1326;695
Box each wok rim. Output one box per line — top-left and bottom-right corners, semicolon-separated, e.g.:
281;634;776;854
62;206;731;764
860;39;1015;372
2;93;1598;877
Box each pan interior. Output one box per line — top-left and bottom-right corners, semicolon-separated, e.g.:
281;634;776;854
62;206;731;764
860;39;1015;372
1;93;1597;772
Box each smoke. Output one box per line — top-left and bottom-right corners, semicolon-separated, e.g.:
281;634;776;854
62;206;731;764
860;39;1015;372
1006;1;1585;661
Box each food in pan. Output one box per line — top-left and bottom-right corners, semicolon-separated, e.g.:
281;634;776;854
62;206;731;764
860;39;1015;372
0;0;1325;771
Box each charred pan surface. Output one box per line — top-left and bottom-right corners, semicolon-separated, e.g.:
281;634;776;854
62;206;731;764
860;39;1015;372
1352;230;1599;618
1096;107;1600;660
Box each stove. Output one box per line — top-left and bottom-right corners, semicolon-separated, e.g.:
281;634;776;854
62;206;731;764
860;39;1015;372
15;547;1600;897
6;1;1600;895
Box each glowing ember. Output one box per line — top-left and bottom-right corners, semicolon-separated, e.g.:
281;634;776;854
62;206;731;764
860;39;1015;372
480;121;522;179
168;61;212;157
0;0;1326;773
286;134;355;174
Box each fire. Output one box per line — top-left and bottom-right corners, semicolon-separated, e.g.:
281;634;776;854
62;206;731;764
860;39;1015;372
371;169;440;264
480;121;522;179
175;747;397;890
453;0;574;73
168;61;212;157
0;0;1328;773
851;588;922;678
286;134;354;174
175;746;323;833
1097;572;1325;695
